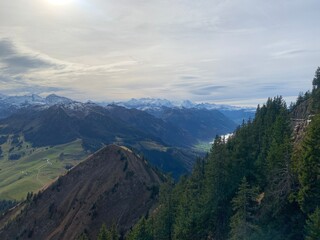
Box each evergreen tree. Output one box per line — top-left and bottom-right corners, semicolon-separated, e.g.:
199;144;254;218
126;217;152;240
229;177;259;240
77;233;89;240
264;109;293;215
127;71;320;240
293;114;320;214
98;224;108;240
109;223;119;240
312;67;320;89
204;136;232;240
153;179;175;240
173;159;206;240
305;207;320;240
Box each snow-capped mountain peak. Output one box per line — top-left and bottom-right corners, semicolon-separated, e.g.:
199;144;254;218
45;94;73;105
116;98;175;110
111;98;255;112
3;94;45;106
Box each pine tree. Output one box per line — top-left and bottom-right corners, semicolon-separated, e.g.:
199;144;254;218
109;223;119;240
98;224;108;240
229;177;259;240
294;114;320;214
204;136;231;240
77;233;89;240
305;207;320;240
312;67;320;89
153;179;175;240
126;217;152;240
173;159;206;240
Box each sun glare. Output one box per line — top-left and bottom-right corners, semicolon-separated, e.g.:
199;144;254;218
47;0;73;5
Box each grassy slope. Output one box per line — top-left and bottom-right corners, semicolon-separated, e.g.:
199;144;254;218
193;141;212;153
0;137;88;200
0;133;198;200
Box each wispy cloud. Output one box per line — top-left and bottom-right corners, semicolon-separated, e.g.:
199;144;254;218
0;38;63;75
191;85;227;95
0;38;140;96
270;49;317;59
0;0;319;105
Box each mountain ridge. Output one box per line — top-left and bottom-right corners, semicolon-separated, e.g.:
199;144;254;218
0;144;163;240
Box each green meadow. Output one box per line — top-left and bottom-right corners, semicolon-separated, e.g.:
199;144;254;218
0;136;88;200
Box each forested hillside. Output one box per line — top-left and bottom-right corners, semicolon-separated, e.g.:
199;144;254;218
122;68;320;240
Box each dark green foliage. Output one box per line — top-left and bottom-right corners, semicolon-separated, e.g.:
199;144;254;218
148;184;159;200
108;223;120;240
126;217;153;240
26;192;33;202
202;137;232;240
312;67;320;89
173;160;207;239
125;95;302;240
98;224;109;240
97;223;119;240
77;233;89;240
305;207;320;240
152;179;175;240
126;67;320;240
229;177;259;240
293;114;320;214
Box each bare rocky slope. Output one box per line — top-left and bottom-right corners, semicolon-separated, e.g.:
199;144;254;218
0;145;163;240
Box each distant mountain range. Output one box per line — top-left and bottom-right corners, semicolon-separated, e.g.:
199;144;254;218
0;94;73;119
0;93;72;107
0;94;256;124
0;93;254;182
105;97;255;111
0;101;237;177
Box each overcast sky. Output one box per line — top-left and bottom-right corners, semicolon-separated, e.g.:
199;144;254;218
0;0;319;106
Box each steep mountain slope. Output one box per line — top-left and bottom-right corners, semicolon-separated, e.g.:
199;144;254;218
104;105;194;147
125;69;320;240
0;145;163;240
0;103;192;149
147;107;237;141
0;94;74;119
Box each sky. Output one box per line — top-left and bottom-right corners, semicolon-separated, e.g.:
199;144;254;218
0;0;319;106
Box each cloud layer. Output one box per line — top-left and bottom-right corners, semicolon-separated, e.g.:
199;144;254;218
0;0;319;106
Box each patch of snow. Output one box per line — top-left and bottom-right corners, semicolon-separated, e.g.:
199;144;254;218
210;133;234;144
110;98;255;112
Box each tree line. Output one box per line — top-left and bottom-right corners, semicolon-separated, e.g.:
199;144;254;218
83;67;320;240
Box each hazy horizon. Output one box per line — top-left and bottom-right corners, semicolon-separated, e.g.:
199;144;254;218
1;0;319;106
